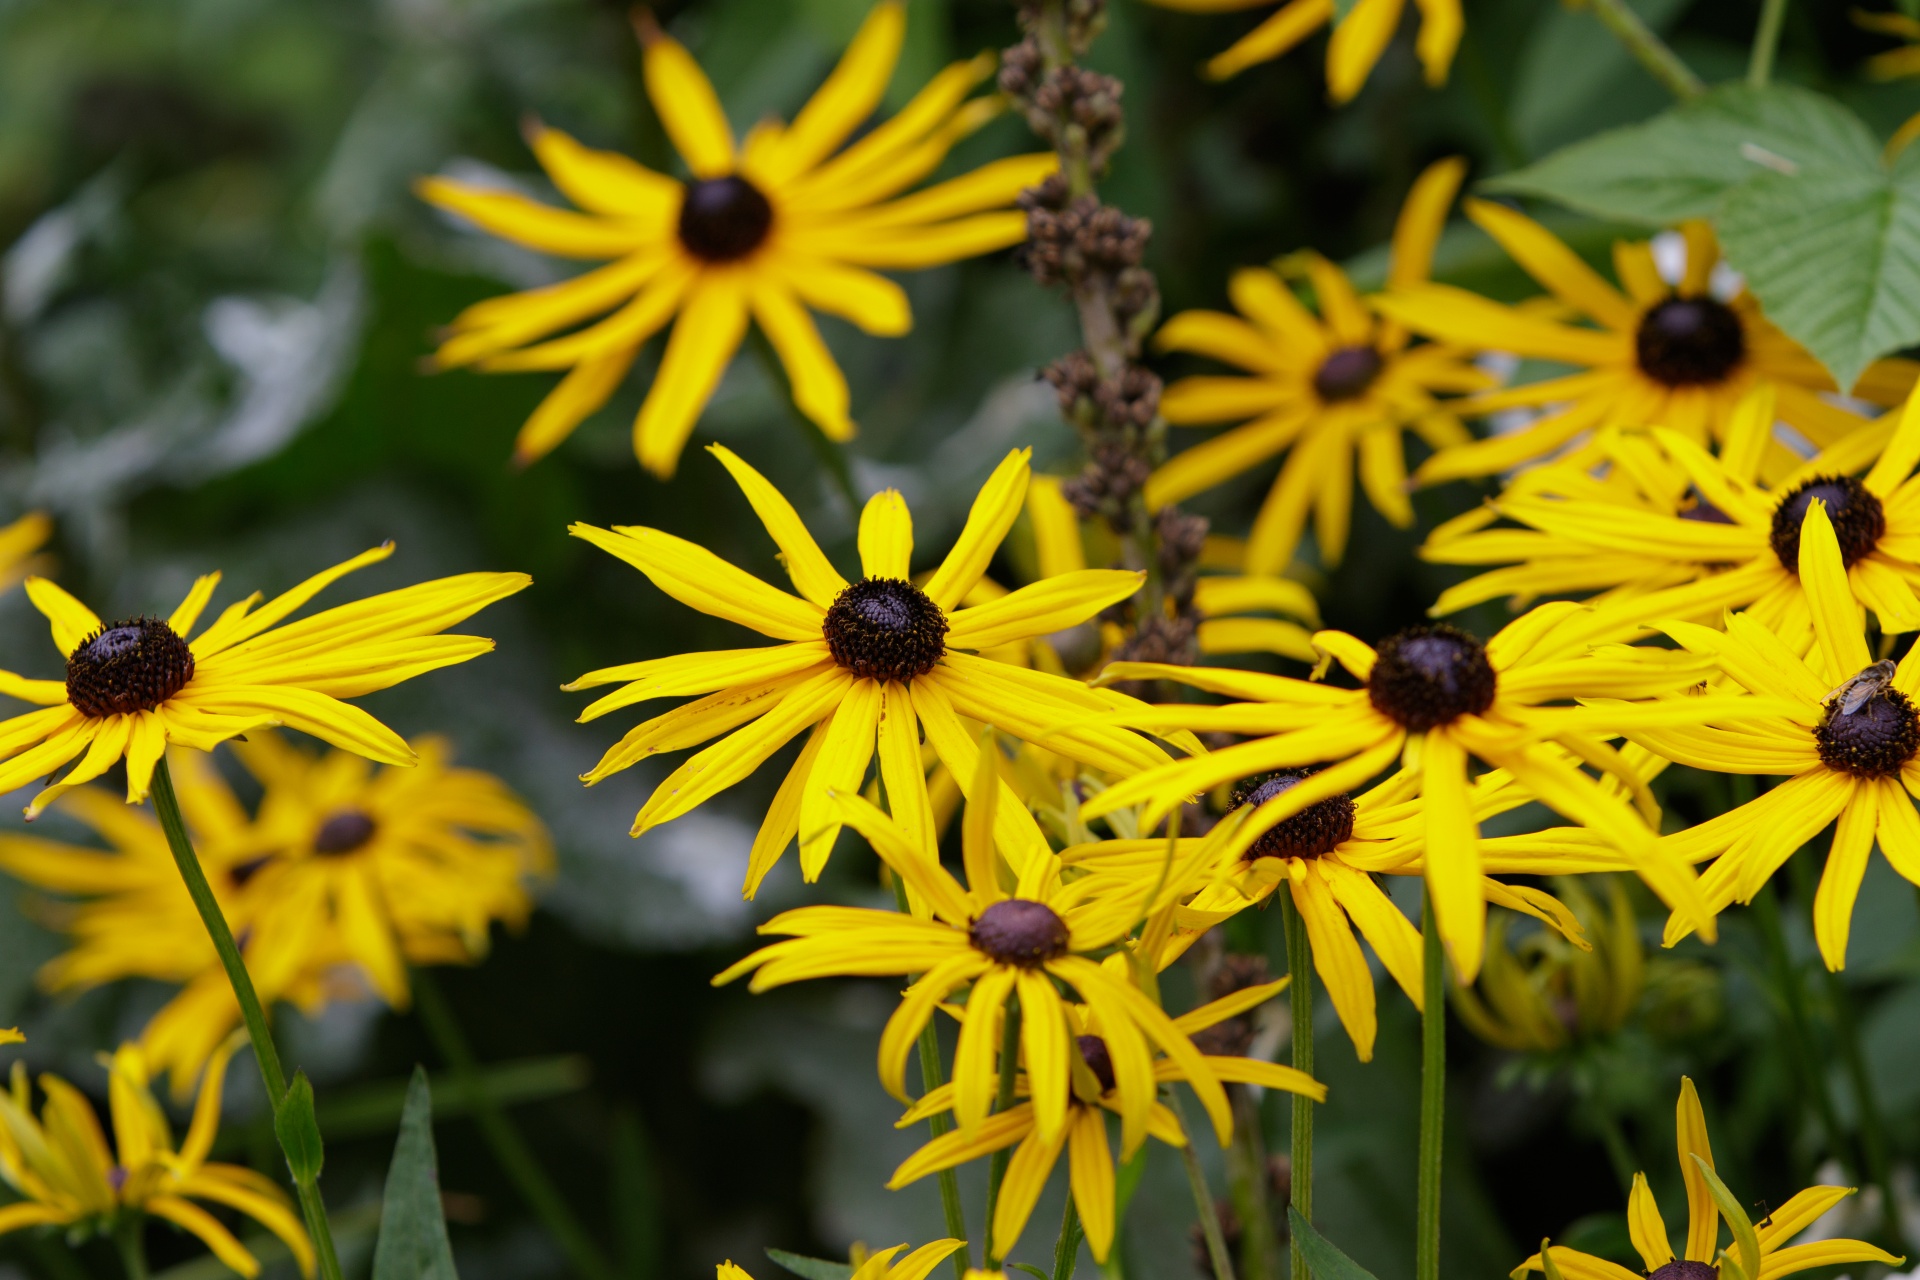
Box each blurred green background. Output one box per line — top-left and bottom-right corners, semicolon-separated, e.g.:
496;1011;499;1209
3;0;1920;1276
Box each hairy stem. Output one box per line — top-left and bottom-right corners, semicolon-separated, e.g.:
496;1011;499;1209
1171;1089;1238;1280
1052;1193;1085;1280
1585;0;1705;99
1415;896;1445;1280
1281;893;1314;1280
1747;0;1789;87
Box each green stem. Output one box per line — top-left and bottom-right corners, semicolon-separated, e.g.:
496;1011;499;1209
1225;1090;1279;1280
115;1216;149;1280
1170;1089;1237;1280
1281;895;1314;1280
1752;883;1853;1173
413;968;616;1280
1817;962;1906;1249
149;759;345;1280
1052;1194;1084;1280
1747;0;1789;87
1585;0;1706;99
1415;897;1445;1280
892;875;972;1280
985;999;1025;1267
746;331;860;514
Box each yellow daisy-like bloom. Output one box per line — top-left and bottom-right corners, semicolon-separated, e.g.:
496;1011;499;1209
888;983;1323;1263
0;1038;315;1278
1148;159;1490;573
1423;388;1920;649
567;446;1177;894
0;737;549;1091
1142;0;1461;101
418;2;1052;474
1449;879;1642;1054
1073;607;1731;979
714;766;1238;1161
1377;207;1916;486
1514;1077;1899;1280
1610;502;1920;970
716;1241;964;1280
0;543;528;818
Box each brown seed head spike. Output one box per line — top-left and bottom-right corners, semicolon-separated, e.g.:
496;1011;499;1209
677;176;774;262
823;577;948;683
65;617;195;718
1366;624;1496;732
1635;297;1745;386
1816;687;1920;778
313;809;378;855
1770;476;1884;571
1230;772;1356;861
970;898;1070;967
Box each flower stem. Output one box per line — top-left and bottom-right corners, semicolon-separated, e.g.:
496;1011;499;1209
893;875;973;1279
985;998;1024;1268
1170;1089;1238;1280
1226;1089;1279;1280
1280;893;1314;1280
1752;882;1853;1173
149;757;345;1280
1817;960;1907;1249
1584;0;1705;99
1052;1193;1084;1280
413;967;617;1280
1415;896;1445;1280
1747;0;1789;87
114;1216;149;1280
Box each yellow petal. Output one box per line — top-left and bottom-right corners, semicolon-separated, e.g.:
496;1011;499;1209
635;276;750;478
640;24;735;178
859;489;915;579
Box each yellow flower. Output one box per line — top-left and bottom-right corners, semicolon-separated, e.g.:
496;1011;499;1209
1075;607;1731;979
1148;159;1490;572
0;543;528;818
0;737;549;1091
0;512;51;595
717;1240;965;1280
1423;388;1920;650
1377;207;1916;485
1513;1078;1899;1280
1614;502;1920;970
888;982;1322;1263
714;752;1239;1162
1142;0;1461;101
567;446;1177;895
0;1038;314;1277
1857;9;1920;159
1449;879;1642;1054
418;2;1053;474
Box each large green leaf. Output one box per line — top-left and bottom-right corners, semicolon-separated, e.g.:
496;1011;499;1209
372;1068;459;1280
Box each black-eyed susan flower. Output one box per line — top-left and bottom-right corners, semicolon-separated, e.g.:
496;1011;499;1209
0;1038;314;1277
887;982;1323;1263
418;2;1053;474
567;446;1176;894
0;738;549;1092
1377;208;1916;486
1449;880;1643;1054
1513;1078;1899;1280
1141;0;1461;101
1073;608;1737;979
1424;390;1920;649
714;766;1236;1160
1148;159;1490;573
717;1240;964;1280
1615;502;1920;970
0;543;528;819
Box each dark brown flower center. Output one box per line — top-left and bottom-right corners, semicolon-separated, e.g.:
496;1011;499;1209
1230;772;1356;861
970;898;1070;967
1366;624;1496;732
1816;687;1919;778
1076;1034;1115;1094
1770;475;1884;571
1648;1263;1717;1280
64;617;195;718
1313;345;1383;403
313;809;378;855
823;577;948;683
677;176;774;262
1635;297;1745;386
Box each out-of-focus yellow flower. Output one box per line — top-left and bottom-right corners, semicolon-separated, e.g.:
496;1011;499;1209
0;513;51;596
1857;9;1920;158
419;2;1053;474
1142;0;1461;102
1449;879;1642;1053
716;1241;965;1280
0;1038;314;1277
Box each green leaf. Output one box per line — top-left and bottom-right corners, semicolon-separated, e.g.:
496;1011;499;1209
1689;1155;1760;1280
1718;142;1920;392
764;1248;854;1280
372;1067;459;1280
1484;84;1879;225
1009;1266;1050;1280
272;1073;324;1186
1289;1209;1381;1280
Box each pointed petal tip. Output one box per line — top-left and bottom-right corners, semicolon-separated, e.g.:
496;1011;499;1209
630;6;664;46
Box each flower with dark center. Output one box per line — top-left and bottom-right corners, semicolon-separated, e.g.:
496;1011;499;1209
676;175;775;262
1649;1262;1717;1280
1076;1034;1116;1094
1634;297;1745;387
313;809;378;856
64;618;195;718
1366;624;1496;732
1816;687;1920;778
1770;475;1884;570
970;898;1071;967
1313;345;1383;403
1230;772;1355;861
822;577;949;683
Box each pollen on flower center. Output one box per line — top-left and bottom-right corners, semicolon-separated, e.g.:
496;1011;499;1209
1230;772;1356;860
1635;296;1745;386
970;898;1070;967
313;809;378;855
1076;1034;1116;1094
823;577;948;683
1816;687;1919;778
1366;624;1496;732
1313;345;1383;403
64;617;196;718
1648;1263;1718;1280
1771;475;1885;570
677;175;774;262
